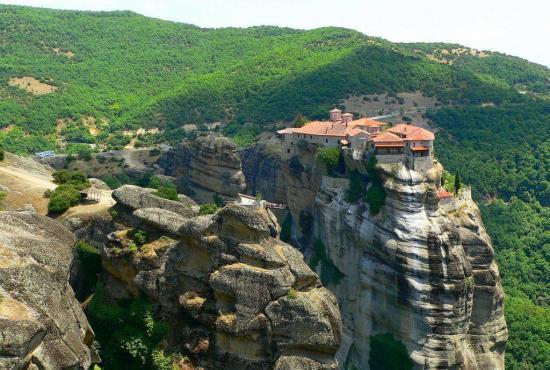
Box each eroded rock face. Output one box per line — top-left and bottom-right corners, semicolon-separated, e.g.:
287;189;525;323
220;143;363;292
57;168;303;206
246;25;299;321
241;143;508;370
0;211;96;369
101;189;342;370
158;134;246;203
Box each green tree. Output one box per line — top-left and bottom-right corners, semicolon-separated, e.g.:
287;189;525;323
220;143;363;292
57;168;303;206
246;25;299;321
317;147;341;175
294;114;309;128
454;170;461;195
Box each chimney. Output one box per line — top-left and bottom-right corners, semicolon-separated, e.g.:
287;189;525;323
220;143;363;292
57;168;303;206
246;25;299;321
342;112;353;124
330;108;342;122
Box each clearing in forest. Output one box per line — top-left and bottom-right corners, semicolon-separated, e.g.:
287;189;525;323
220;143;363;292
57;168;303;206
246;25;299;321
8;76;57;95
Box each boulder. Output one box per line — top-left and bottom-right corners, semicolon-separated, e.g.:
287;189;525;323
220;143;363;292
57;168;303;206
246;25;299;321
0;211;96;369
112;184;197;218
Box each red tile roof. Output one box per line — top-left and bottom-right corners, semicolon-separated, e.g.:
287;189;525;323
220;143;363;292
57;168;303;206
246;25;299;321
371;131;403;143
388;124;435;141
437;189;453;198
349;118;386;127
411;146;430;151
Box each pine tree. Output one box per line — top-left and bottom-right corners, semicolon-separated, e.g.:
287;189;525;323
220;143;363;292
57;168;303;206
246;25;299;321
454;170;461;195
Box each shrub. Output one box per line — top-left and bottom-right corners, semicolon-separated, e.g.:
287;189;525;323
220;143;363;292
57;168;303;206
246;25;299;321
149;148;161;156
347;170;365;202
76;241;101;297
309;239;343;286
53;169;89;189
365;157;386;214
0;191;6;210
369;333;413;370
109;208;119;219
213;193;223;207
0;148;4;161
48;195;71;214
280;213;293;242
132;229;148;246
86;283;171;370
199;203;218;215
153;185;178;200
288;288;297;299
316;147;341;174
366;184;386;215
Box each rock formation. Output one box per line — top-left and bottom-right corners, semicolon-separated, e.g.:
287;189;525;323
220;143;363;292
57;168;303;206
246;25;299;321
240;142;508;369
158;134;246;203
0;211;96;369
98;185;342;369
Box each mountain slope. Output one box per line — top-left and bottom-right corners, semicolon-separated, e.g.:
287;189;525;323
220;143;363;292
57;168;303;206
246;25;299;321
1;4;548;154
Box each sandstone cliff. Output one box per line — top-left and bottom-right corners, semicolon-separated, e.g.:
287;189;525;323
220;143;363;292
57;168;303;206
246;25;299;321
97;185;342;369
158;134;246;203
0;211;96;370
240;142;508;370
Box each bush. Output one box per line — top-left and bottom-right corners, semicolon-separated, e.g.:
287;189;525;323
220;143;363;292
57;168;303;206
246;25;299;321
365;157;386;214
308;239;343;286
369;333;413;370
366;184;386;215
153;185;178;200
0;148;4;161
316;147;341;174
132;229;148;246
53;169;89;189
213;193;223;207
149;148;161;156
347;170;366;202
280;213;293;242
198;203;218;215
86;283;171;370
48;195;71;214
76;241;101;297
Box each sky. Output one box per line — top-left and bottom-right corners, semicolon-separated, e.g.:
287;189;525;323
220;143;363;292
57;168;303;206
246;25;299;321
2;0;550;67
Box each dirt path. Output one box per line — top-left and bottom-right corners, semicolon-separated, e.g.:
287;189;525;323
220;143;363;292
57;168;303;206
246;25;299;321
0;154;56;214
62;189;116;219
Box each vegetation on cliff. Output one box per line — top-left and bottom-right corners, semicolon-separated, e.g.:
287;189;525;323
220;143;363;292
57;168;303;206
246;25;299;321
86;283;175;370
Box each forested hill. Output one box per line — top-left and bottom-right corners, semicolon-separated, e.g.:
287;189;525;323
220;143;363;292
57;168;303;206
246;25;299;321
1;4;549;154
0;5;549;369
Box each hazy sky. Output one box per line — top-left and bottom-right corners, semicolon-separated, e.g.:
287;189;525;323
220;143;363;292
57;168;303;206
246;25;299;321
3;0;549;67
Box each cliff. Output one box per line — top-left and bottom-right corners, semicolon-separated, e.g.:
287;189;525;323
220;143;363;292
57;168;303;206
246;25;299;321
0;211;96;369
240;142;508;369
159;134;246;203
97;185;342;369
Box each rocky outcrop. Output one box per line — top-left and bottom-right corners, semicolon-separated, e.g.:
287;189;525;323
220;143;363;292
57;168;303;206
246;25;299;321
112;184;198;218
158;134;246;203
100;187;342;369
241;143;508;370
0;211;96;369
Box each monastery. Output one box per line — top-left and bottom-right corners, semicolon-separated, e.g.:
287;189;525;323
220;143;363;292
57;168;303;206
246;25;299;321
277;108;435;171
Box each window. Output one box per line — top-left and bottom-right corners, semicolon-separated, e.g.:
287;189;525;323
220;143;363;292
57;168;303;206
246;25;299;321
325;138;328;143
287;149;291;153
